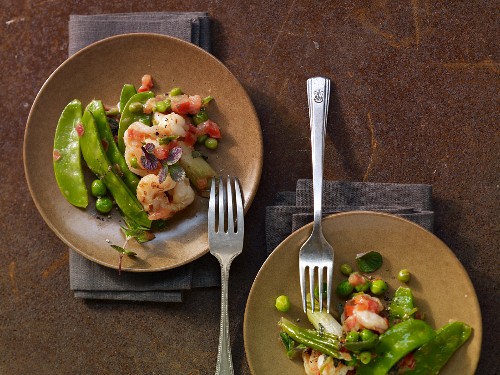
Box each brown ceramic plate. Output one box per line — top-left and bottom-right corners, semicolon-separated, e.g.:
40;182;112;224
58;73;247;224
244;212;481;374
24;33;262;271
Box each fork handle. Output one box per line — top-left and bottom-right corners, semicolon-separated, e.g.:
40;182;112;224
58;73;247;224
307;77;331;231
215;261;234;375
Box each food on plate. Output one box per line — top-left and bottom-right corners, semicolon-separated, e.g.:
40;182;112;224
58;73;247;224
53;74;221;240
277;252;472;374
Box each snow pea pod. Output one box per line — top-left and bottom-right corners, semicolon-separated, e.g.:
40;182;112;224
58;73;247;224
404;321;472;374
119;84;136;113
390;286;417;323
117;91;154;153
53;99;88;208
357;318;436;375
87;100;139;192
80;107;151;228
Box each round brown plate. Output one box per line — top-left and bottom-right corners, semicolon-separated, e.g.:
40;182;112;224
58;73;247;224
24;33;262;272
244;212;481;374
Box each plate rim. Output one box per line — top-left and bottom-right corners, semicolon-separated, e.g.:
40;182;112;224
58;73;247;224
243;210;482;374
23;32;263;272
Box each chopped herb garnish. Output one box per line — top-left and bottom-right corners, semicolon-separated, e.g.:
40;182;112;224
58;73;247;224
356;251;383;273
201;95;214;107
141;143;159;170
169;164;186;182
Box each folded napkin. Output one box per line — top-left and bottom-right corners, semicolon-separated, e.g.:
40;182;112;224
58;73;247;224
266;179;434;253
68;12;219;303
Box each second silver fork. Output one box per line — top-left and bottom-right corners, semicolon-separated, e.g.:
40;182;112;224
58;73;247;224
299;77;334;313
208;176;244;375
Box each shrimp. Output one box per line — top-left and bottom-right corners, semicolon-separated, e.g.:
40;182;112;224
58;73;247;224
123;113;188;176
302;349;353;375
136;173;195;220
341;293;389;334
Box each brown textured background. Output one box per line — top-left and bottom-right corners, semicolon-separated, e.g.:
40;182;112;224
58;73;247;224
1;1;498;374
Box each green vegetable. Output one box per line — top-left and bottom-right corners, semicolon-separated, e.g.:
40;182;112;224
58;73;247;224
336;279;354;297
169;87;183;96
121;217;155;243
370;279;388;295
91;179;107;197
53;99;88;208
201;95;213;107
389;287;417;322
275;295;291;312
119;84;137;113
128;101;143;113
192;110;208;125
104;106;119;116
314;282;327;300
155;100;168;113
117;91;154;153
398;268;411;283
343;333;378;352
346;331;359;342
355;281;371;293
197;134;209;144
356;319;436;375
178;142;217;191
87;100;140;192
359;351;372;364
80;108;151;228
278;317;341;359
340;263;353;276
279;332;306;359
356;251;383;273
95;196;113;214
204;137;218;150
403;321;472;374
306;294;343;336
360;329;378;342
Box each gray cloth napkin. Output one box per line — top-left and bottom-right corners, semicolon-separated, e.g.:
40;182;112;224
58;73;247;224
68;12;220;303
266;179;434;253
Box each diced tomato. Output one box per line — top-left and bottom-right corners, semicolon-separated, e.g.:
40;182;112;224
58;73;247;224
75;122;84;137
398;352;416;370
138;74;153;92
171;95;191;114
171;94;202;115
53;149;61;161
196;120;221;139
183;131;197;147
101;138;109;152
153;146;169;160
348;272;367;286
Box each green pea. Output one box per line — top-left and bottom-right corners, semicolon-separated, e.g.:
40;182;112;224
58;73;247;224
169;87;183;96
204;137;218;150
355;281;371;293
197;134;209;144
128;101;143;113
275;295;291;312
90;179;107;197
336;280;354;298
398;269;411;283
95;196;113;214
155;100;168;113
360;329;378;342
130;156;139;169
313;282;327;300
340;263;354;276
359;351;372;364
192;110;209;125
346;331;360;342
370;279;388;295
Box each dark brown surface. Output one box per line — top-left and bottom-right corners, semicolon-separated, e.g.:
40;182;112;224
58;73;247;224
1;1;498;374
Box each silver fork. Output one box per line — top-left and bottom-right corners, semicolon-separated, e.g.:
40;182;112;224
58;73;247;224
208;176;244;375
299;77;334;313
